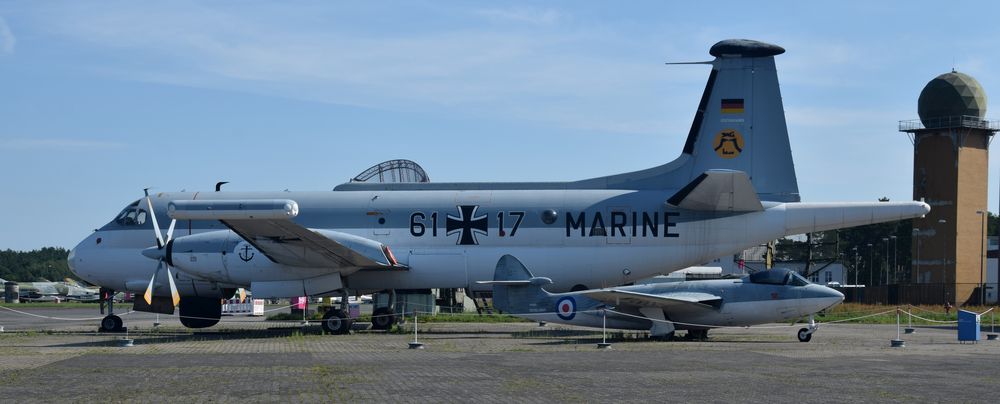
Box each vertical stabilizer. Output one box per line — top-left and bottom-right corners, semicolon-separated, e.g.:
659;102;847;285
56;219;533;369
581;39;799;202
487;255;554;314
688;39;798;202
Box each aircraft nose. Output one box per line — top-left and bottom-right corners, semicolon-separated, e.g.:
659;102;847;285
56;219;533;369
814;285;844;309
67;246;77;275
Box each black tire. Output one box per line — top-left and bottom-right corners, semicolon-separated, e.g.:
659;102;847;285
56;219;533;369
688;329;708;340
371;307;396;330
322;309;353;335
100;315;123;332
797;328;812;342
179;297;222;328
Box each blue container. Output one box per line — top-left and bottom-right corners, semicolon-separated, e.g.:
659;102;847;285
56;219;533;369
958;309;981;342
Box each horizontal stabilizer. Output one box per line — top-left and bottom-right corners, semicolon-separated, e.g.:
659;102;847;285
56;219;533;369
667;170;762;212
581;289;722;310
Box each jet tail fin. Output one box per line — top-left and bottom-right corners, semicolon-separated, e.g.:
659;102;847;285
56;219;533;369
477;255;554;313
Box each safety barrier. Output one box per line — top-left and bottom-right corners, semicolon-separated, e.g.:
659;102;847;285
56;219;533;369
221;299;265;316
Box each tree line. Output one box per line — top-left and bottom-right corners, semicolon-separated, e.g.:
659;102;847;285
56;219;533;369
0;248;74;282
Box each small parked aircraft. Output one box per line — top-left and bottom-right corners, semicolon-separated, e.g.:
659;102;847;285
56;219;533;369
483;255;843;341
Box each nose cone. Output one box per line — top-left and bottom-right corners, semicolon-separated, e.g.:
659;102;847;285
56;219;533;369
813;285;845;311
67;246;78;276
67;235;95;283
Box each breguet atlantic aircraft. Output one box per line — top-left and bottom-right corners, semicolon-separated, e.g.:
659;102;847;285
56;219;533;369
68;39;929;335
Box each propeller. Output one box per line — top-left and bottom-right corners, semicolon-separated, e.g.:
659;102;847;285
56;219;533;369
141;189;181;307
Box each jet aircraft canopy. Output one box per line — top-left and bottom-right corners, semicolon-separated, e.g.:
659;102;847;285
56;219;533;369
747;268;810;286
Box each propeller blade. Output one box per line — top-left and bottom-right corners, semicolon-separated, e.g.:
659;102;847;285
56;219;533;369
143;262;158;305
165;219;177;244
165;265;181;307
145;196;165;249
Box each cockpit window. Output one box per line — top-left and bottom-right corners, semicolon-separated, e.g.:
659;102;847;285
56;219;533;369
747;268;810;286
748;269;789;285
787;272;810;287
113;200;149;226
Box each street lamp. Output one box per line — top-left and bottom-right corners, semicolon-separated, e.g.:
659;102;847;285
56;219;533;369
853;246;859;286
890;235;897;284
868;243;874;287
882;237;890;286
977;211;986;306
913;228;920;284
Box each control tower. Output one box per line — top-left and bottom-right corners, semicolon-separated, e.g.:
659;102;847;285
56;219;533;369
900;71;998;305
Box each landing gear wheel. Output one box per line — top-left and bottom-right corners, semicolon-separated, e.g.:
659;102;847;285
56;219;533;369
797;327;813;342
371;307;396;330
322;309;353;335
687;329;708;340
100;315;123;332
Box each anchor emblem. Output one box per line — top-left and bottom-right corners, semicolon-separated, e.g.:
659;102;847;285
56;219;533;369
238;244;255;262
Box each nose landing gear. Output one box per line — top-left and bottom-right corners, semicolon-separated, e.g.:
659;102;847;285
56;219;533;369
98;288;124;332
797;314;818;342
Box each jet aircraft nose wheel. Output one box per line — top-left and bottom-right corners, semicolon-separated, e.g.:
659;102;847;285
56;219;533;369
370;307;396;330
797;327;813;342
100;315;123;332
321;309;353;335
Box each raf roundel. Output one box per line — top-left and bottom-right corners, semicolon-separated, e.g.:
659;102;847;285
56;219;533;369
555;296;576;320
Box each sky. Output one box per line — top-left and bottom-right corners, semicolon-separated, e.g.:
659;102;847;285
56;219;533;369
2;1;1000;250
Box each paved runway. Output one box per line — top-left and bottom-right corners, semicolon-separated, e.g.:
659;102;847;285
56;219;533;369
1;305;999;402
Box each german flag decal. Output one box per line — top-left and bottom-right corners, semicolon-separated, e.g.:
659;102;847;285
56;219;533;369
721;98;744;114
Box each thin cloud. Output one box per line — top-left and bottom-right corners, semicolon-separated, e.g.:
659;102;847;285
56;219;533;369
0;16;15;54
35;5;675;135
0;138;126;151
477;7;562;25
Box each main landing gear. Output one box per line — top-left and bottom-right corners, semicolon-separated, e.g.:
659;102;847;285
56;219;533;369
321;290;353;334
797;314;818;342
370;290;397;331
98;287;124;332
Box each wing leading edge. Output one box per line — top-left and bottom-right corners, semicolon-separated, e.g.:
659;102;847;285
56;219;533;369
169;199;399;272
580;289;723;311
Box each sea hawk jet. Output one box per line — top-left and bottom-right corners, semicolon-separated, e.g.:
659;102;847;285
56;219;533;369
482;255;844;341
68;39;927;334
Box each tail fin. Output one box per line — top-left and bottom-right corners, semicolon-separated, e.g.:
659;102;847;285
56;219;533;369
581;39;799;202
481;255;554;313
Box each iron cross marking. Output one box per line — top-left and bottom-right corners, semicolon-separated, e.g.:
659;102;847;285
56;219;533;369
446;205;488;245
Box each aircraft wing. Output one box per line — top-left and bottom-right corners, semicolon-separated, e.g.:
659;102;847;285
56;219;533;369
169;200;398;271
580;289;722;311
